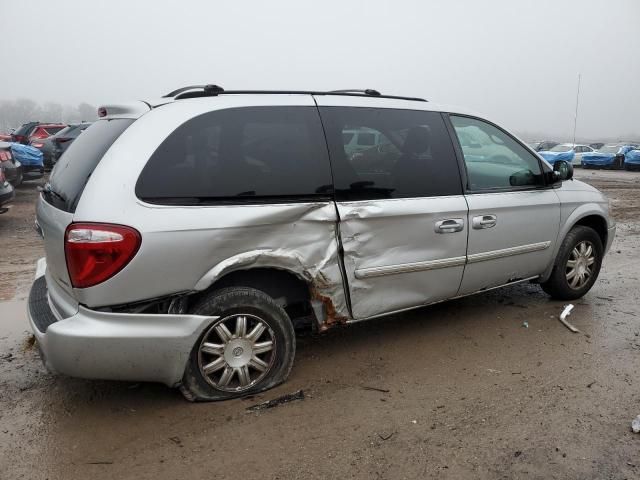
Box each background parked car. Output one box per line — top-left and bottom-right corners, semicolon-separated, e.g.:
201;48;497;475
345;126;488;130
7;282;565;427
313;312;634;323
33;122;92;168
0;167;15;214
9;143;43;181
11;122;66;144
0;141;24;186
539;144;595;166
582;144;636;169
527;140;558;152
0;129;14;142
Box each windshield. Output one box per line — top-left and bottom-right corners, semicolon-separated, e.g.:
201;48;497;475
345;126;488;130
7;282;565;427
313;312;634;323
598;146;620;154
550;145;573;152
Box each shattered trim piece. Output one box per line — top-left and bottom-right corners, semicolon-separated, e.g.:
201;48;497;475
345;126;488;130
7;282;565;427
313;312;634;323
559;304;580;333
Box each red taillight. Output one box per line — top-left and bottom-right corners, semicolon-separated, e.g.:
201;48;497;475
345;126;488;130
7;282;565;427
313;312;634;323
64;223;141;288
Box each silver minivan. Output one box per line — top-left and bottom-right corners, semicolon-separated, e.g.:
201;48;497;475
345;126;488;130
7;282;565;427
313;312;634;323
29;86;615;401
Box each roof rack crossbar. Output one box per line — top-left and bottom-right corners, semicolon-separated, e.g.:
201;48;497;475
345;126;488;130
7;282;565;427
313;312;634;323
164;85;427;102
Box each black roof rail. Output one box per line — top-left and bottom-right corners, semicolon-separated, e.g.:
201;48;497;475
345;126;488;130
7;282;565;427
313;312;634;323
164;85;426;102
329;89;381;96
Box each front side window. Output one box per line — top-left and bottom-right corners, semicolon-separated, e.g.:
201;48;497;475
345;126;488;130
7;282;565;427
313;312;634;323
136;107;333;203
551;144;573;152
450;116;544;191
319;107;462;200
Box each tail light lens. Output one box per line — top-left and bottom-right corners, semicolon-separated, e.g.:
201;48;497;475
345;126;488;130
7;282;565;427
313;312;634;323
64;223;141;288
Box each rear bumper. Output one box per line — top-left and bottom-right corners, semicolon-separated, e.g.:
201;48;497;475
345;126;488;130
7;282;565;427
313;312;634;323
27;259;217;387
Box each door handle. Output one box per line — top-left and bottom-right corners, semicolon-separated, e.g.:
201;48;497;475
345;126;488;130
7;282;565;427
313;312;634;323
435;218;464;234
472;214;497;229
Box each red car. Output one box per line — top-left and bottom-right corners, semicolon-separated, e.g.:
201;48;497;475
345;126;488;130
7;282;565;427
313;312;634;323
11;122;67;144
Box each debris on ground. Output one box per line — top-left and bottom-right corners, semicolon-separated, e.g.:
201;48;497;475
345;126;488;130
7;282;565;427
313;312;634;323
361;385;390;393
586;381;596;388
377;432;394;441
559;304;580;333
522;321;529;328
246;390;305;412
168;436;182;445
632;416;640;434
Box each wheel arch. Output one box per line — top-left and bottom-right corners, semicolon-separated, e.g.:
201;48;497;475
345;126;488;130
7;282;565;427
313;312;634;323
190;250;350;329
540;206;610;282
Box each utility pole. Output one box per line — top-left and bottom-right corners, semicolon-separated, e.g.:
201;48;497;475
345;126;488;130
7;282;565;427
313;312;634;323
572;73;581;146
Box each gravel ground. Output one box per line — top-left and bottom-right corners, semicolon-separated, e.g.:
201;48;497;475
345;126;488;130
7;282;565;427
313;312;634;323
0;170;639;479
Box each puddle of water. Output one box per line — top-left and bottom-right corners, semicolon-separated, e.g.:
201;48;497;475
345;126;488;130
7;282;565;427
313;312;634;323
0;300;31;349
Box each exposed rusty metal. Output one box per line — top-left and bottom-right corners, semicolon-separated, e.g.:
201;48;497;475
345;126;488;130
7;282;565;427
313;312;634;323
310;286;349;332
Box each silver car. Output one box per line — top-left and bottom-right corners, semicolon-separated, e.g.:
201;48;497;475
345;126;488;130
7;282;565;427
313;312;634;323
28;86;615;401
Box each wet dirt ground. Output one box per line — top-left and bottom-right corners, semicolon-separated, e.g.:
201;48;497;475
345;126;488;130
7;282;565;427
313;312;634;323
1;171;639;479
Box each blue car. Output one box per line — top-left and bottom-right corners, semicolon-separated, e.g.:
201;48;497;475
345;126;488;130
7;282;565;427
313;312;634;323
624;149;640;171
538;143;576;165
582;145;636;170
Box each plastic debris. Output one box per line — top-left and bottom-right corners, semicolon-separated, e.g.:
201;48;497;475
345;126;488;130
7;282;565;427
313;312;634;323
559;304;580;333
632;416;640;434
246;389;304;412
522;321;529;328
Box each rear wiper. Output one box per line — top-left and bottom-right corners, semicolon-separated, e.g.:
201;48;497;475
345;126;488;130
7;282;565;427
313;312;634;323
39;183;66;203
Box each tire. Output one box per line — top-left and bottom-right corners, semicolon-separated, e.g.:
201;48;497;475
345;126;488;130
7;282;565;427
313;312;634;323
541;226;603;300
615;156;624;170
180;287;296;401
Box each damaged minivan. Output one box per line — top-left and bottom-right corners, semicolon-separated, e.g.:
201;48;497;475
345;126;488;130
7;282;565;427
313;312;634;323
29;86;615;400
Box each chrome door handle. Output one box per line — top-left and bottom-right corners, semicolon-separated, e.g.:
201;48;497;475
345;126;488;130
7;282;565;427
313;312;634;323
472;214;497;229
435;218;464;234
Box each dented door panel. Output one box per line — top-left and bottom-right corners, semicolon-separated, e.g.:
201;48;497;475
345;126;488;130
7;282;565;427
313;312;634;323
337;196;469;319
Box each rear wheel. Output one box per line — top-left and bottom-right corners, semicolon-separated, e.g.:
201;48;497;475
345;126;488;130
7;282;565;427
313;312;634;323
180;287;295;401
541;226;603;300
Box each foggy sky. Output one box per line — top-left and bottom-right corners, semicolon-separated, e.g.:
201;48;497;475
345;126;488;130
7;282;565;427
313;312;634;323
2;0;639;140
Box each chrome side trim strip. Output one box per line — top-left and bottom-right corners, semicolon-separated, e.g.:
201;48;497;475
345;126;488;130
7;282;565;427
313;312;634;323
355;256;467;279
467;241;551;264
347;275;540;323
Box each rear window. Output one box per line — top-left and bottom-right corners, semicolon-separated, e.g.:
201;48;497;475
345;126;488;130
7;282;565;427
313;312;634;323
43;126;65;136
136;106;333;204
45;119;133;212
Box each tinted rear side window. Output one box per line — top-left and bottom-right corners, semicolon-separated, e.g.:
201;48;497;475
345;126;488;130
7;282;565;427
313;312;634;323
46;119;133;212
136;106;333;203
319;107;462;200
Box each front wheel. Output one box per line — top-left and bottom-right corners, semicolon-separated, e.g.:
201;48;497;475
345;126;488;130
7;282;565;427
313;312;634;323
180;287;296;401
541;226;604;300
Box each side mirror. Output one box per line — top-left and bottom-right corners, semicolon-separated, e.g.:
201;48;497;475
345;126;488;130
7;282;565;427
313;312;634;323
553;160;573;182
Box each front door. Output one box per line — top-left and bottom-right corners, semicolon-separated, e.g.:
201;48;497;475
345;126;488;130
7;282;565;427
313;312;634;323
317;103;468;319
448;115;561;295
